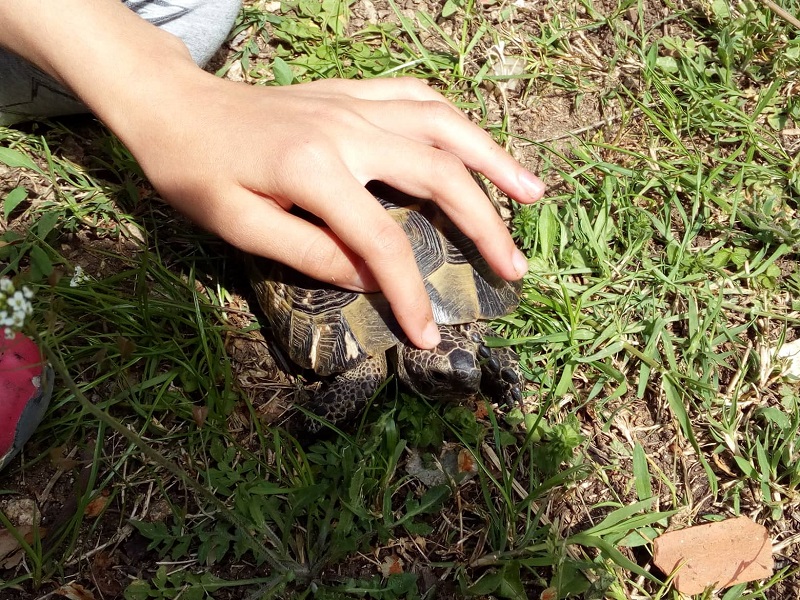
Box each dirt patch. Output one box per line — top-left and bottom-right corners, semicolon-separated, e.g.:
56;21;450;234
3;0;799;597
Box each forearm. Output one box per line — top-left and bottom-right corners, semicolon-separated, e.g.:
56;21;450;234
0;0;207;139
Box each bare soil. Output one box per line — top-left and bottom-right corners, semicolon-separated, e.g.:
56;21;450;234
1;0;798;598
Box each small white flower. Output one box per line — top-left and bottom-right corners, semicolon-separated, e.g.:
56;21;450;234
8;293;24;310
69;265;92;288
0;276;35;334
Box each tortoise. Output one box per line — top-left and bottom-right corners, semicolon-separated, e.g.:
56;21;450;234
250;183;524;431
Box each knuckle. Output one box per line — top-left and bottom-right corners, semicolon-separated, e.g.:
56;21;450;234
428;149;465;182
218;211;268;252
369;220;411;258
283;135;332;168
421;99;456;126
309;102;349;125
398;76;432;97
298;236;341;279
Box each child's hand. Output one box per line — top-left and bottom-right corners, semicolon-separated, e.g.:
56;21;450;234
0;0;545;349
120;76;545;349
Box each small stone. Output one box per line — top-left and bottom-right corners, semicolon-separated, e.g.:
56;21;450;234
358;0;378;24
2;498;38;526
653;516;774;595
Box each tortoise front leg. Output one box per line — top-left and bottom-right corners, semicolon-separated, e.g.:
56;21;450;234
303;353;389;433
458;322;523;407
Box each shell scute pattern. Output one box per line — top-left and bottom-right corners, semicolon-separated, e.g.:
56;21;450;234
251;184;524;431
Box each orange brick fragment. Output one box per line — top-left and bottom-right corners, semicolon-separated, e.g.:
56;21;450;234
653;516;774;595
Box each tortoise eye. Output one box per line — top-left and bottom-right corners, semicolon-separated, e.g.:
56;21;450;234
430;372;449;383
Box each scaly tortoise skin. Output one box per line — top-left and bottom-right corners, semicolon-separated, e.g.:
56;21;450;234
250;184;523;430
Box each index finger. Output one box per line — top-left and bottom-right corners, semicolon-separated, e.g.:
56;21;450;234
356;97;546;204
341;129;530;283
277;158;442;350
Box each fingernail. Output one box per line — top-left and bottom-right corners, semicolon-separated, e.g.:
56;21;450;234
512;249;529;278
519;171;545;201
422;321;441;349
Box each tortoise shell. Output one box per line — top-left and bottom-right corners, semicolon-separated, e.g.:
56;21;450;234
250;186;521;377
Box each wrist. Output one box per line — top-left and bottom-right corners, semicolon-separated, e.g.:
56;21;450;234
104;65;230;173
88;47;205;146
0;0;202;139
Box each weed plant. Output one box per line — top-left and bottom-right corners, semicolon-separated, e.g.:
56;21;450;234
1;0;799;598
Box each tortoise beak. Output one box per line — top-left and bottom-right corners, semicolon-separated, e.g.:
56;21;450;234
447;349;482;394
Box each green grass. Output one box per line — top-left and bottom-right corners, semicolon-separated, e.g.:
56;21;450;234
1;0;800;597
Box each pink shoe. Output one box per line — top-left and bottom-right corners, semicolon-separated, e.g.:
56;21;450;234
0;333;54;471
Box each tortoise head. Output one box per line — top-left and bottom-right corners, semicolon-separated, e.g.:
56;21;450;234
395;335;482;399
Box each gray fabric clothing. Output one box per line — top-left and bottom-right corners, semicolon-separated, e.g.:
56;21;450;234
0;0;241;126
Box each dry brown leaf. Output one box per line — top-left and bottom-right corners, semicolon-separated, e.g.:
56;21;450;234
0;525;46;570
54;582;96;600
116;336;136;360
0;527;26;569
473;401;489;420
84;493;109;518
711;452;736;477
380;554;404;577
653;516;774;594
50;446;81;470
192;405;209;428
457;449;476;474
91;551;123;597
540;587;558;600
47;267;65;287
